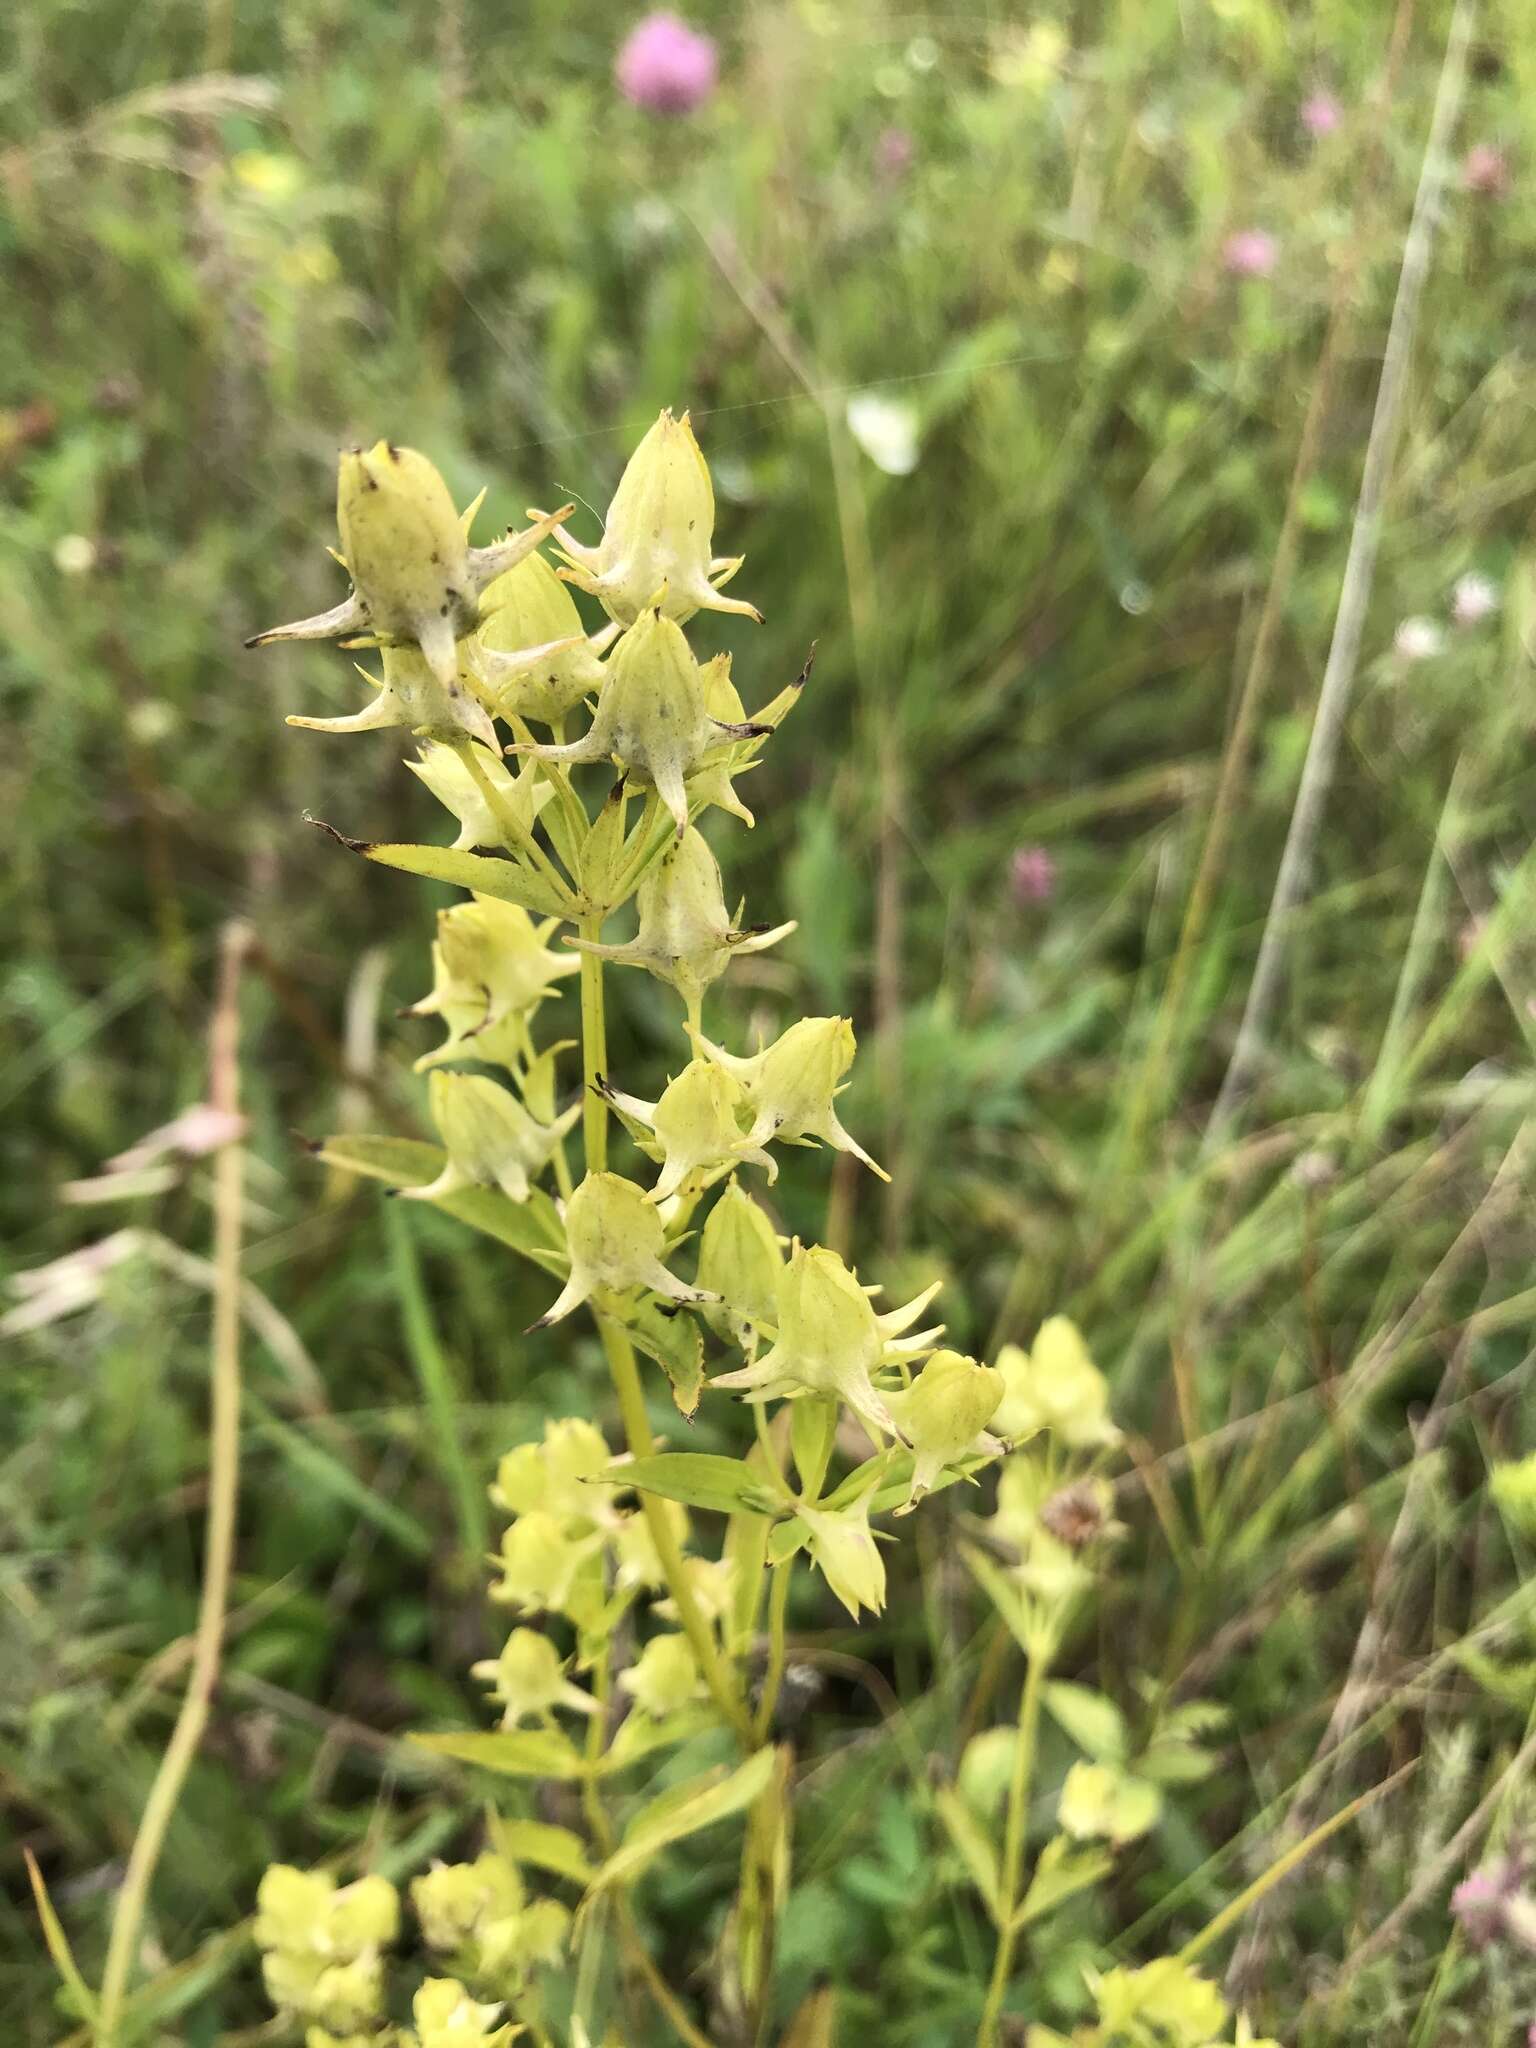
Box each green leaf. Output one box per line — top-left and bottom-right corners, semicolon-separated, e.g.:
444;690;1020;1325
789;1397;837;1500
487;1815;594;1886
623;1299;705;1418
315;1135;568;1274
1016;1834;1113;1930
24;1849;97;2021
348;837;576;917
934;1788;1001;1920
962;1546;1039;1658
606;1702;721;1769
409;1729;587;1779
588;1747;778;1893
1044;1682;1128;1764
599;1452;778;1518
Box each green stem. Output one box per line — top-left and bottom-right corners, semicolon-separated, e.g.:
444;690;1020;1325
96;924;249;2045
976;1648;1047;2048
753;1560;793;1746
575;936;754;1748
578;917;609;1172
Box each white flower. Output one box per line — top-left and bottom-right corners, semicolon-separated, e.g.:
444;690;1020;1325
1452;572;1499;628
1393;616;1445;662
845;393;920;476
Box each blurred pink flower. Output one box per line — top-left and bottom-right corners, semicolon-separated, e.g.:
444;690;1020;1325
1393;615;1444;663
1223;229;1278;277
1301;91;1342;138
875;126;916;181
1011;845;1057;905
1463;143;1510;197
1452;572;1499;627
616;13;718;116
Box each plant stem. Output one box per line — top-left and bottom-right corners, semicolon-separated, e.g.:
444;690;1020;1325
976;1648;1046;2048
576;934;754;1747
753;1560;793;1747
96;921;250;2045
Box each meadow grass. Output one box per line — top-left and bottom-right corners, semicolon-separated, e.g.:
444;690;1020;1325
5;0;1536;2041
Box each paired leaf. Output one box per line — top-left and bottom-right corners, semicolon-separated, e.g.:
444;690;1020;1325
934;1788;1001;1921
409;1728;587;1780
587;1747;778;1893
315;1135;567;1275
348;837;577;917
599;1452;778;1518
487;1815;594;1886
1016;1834;1113;1930
623;1299;705;1418
1044;1681;1128;1764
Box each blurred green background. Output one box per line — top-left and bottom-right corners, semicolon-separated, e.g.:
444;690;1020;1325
6;0;1536;2041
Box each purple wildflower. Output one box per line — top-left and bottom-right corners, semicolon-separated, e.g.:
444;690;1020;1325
1222;229;1278;278
1011;845;1057;906
616;13;718;116
875;127;916;182
1301;91;1342;138
1463;144;1510;197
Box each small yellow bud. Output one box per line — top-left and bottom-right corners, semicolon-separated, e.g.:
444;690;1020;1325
800;1498;886;1619
991;1317;1117;1449
619;1633;707;1717
402;1070;578;1205
309;1954;387;2034
412;1854;524;1953
479;1895;570;1977
696;1180;784;1356
406;740;553;850
883;1349;1005;1512
247;440;570;693
1057;1760;1162;1845
1091;1959;1227;2047
532;1171;714;1327
712;1240;940;1442
255;1865;335;1953
570;826;794;1015
603;1058;775;1203
515;607;732;838
470;1627;599;1727
690;1016;887;1179
490;1418;611;1522
406;897;578;1072
542;409;761;629
488;1510;596;1614
476;549;612;726
412;1977;515;2048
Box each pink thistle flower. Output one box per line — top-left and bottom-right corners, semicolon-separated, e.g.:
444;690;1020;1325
1452;572;1499;628
1222;229;1278;278
875;127;916;182
1010;845;1057;906
1463;143;1510;197
1301;91;1342;138
616;13;718;117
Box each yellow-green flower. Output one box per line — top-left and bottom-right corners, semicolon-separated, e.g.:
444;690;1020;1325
991;1316;1117;1448
532;1171;714;1327
690;1016;887;1180
470;1627;599;1727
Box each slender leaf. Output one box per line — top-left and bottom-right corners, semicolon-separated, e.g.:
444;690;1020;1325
315;1135;567;1274
587;1747;778;1892
600;1453;779;1518
409;1729;587;1780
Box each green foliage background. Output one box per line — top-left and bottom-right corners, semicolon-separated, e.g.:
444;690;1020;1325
5;0;1536;2041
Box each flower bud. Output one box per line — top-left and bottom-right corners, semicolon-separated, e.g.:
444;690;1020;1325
470;1627;599;1727
489;1510;597;1614
406;897;579;1072
883;1349;1004;1512
246;440;571;690
490;1417;611;1523
542;409;760;630
308;1954;386;2034
288;644;498;746
603;1058;774;1203
1091;1960;1227;2046
476;549;613;726
991;1317;1118;1449
402;1070;578;1205
619;1632;707;1717
255;1866;335;1953
532;1170;715;1327
515;606;747;838
711;1240;940;1442
412;1978;515;2048
480;1896;571;1977
412;1855;524;1953
691;1016;887;1179
695;1180;784;1355
800;1498;885;1619
570;826;794;1016
406;740;552;850
1058;1761;1161;1845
